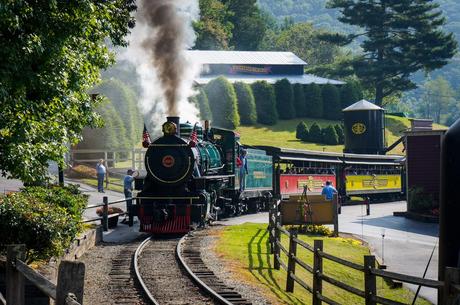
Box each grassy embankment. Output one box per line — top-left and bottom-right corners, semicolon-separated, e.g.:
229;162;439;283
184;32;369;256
237;115;446;155
215;223;431;305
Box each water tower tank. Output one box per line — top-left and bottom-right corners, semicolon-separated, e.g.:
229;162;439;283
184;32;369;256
343;100;385;154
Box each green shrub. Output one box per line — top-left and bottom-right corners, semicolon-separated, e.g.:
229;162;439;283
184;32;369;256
205;76;240;129
334;124;345;144
296;121;309;140
0;190;82;261
21;185;88;223
274;79;295;119
309;122;322;142
408;187;434;212
252;81;278;125
293;83;307;117
234;82;257;125
322;125;339;145
322;84;341;120
304;84;323;118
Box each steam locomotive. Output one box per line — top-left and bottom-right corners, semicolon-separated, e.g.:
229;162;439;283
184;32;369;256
134;116;273;234
133;116;403;234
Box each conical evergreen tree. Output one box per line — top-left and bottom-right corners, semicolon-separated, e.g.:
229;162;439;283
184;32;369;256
293;83;307;117
274;79;296;119
322;84;341;120
304;84;323;118
251;81;278;125
234;82;257;125
205;76;240;129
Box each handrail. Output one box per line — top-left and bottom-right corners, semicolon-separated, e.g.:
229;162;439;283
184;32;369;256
15;259;57;299
371;268;444;288
318;250;364;271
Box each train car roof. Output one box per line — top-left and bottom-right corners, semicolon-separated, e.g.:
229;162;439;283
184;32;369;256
256;146;404;165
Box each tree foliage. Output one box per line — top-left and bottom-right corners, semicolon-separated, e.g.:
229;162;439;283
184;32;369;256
304;84;323;118
274;79;296;119
251;81;278;125
325;0;457;106
419;76;455;124
194;0;233;50
260;22;342;68
234;82;257;125
334;124;345;144
340;81;362;109
205;77;240;129
322;84;341;120
0;1;135;183
293;83;307;117
224;0;267;50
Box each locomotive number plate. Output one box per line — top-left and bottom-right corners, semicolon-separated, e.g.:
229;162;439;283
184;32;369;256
162;155;175;168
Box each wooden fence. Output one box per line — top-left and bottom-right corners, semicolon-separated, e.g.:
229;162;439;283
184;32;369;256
268;200;460;305
2;245;84;305
70;148;146;170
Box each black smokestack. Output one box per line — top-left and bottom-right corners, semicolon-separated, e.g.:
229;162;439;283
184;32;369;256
139;0;185;116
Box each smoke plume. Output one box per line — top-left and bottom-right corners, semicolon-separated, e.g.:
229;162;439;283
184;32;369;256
119;0;200;129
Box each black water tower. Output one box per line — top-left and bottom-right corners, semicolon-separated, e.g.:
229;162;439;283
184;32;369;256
343;100;386;154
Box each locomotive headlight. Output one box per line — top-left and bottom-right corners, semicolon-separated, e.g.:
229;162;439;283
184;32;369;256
162;121;177;136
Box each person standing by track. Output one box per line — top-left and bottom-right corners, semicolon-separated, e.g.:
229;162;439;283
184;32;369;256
96;159;106;193
122;169;135;224
321;181;338;201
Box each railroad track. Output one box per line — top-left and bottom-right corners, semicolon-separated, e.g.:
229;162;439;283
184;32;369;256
133;231;252;305
177;231;252;305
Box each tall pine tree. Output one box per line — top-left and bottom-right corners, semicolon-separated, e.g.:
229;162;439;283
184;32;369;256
325;0;457;106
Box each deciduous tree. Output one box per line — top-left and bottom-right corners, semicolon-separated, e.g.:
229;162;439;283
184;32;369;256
0;1;135;183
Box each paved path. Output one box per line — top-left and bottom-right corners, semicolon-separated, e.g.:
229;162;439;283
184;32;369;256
216;201;439;304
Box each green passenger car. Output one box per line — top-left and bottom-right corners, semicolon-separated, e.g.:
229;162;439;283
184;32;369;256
239;148;273;192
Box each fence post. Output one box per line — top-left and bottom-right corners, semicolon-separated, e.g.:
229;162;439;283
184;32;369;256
274;212;281;270
312;240;323;305
366;197;370;216
442;267;460;305
102;196;109;232
333;196;339;237
6;244;26;305
364;255;377;305
286;229;298;292
56;261;85;305
268;202;274;254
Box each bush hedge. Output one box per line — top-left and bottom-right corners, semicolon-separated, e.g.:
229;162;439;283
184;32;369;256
234;82;257;125
274;79;295;119
322;125;339;145
296;121;309;140
308;122;322;142
304;84;323;118
252;81;278;125
205;76;240;129
293;83;307;117
192;88;213;121
0;186;88;261
322;84;341;120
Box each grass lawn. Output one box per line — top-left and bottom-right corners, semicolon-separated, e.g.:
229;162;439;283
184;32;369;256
82;177;124;193
215;223;431;305
236;115;447;155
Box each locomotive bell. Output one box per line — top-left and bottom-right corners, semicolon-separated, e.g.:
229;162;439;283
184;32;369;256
162;121;177;136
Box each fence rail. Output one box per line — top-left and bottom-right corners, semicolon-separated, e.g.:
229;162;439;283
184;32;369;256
267;199;460;305
5;245;84;305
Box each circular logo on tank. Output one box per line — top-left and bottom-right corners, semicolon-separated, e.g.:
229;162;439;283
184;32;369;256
162;155;175;168
352;123;366;135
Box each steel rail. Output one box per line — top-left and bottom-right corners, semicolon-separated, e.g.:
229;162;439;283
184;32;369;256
134;236;160;305
176;234;234;305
